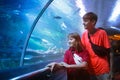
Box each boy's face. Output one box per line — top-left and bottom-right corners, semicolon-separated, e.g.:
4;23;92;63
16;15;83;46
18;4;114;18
82;18;94;30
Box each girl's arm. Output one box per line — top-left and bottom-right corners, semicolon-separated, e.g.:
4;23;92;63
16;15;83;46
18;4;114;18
46;62;65;71
60;62;88;69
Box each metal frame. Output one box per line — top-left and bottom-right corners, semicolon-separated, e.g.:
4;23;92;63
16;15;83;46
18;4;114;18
10;67;50;80
20;0;54;67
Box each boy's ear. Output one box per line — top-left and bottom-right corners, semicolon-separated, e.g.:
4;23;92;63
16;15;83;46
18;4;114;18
92;20;96;25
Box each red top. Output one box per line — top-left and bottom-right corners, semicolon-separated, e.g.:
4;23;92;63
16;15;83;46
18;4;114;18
81;28;111;75
63;47;90;80
63;47;90;73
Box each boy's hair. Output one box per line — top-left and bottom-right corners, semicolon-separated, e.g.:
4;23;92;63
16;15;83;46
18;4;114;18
83;12;98;22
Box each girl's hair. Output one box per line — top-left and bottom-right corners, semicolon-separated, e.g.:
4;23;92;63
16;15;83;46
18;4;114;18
68;32;84;52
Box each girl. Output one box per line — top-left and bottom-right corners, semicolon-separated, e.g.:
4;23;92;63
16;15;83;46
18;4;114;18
47;32;90;80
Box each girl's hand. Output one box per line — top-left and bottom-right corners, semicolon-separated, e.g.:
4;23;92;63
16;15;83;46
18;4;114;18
60;62;69;68
46;62;57;72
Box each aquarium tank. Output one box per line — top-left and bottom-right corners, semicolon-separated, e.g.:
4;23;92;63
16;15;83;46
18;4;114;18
0;0;84;70
0;0;119;70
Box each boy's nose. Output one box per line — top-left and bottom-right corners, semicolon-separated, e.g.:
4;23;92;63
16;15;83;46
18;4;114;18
83;23;85;26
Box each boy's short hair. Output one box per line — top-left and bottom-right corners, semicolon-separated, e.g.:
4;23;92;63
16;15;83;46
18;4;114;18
83;12;98;22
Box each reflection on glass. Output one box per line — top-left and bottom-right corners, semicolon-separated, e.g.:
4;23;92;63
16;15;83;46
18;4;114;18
0;0;49;70
0;0;83;70
25;0;83;65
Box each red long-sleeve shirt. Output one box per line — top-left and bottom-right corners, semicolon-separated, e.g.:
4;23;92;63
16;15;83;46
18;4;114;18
63;47;90;80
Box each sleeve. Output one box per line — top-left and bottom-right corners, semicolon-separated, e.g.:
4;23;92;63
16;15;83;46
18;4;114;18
63;50;69;63
82;50;90;62
102;30;111;48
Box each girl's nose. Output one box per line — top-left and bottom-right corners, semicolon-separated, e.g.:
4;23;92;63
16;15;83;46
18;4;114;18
68;41;71;44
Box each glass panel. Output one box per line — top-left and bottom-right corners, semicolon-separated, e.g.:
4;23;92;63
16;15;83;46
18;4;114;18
25;0;83;65
0;0;48;70
1;0;120;70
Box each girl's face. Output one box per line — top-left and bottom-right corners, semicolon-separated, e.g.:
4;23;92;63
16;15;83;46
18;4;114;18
68;37;76;47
